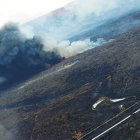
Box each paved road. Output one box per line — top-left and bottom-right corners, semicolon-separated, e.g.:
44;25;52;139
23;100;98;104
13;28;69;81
78;101;140;140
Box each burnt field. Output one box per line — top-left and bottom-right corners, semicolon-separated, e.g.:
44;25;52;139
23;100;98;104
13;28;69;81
0;26;139;140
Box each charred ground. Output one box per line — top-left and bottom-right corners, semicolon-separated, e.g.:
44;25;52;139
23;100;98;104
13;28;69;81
0;26;139;140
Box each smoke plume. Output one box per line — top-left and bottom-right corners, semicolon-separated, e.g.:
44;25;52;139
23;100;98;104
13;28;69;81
0;23;63;88
0;23;62;66
55;38;108;57
41;35;109;58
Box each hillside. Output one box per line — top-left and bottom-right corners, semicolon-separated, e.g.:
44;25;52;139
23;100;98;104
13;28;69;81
0;26;140;140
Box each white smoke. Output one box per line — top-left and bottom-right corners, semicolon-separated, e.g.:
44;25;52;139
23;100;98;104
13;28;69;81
41;36;110;58
55;38;108;57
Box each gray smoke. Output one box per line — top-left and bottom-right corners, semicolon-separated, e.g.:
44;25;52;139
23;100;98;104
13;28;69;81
0;23;63;89
0;23;62;66
2;0;140;88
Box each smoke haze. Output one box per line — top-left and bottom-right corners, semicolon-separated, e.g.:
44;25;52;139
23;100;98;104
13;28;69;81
42;37;109;58
55;38;109;57
23;0;140;41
